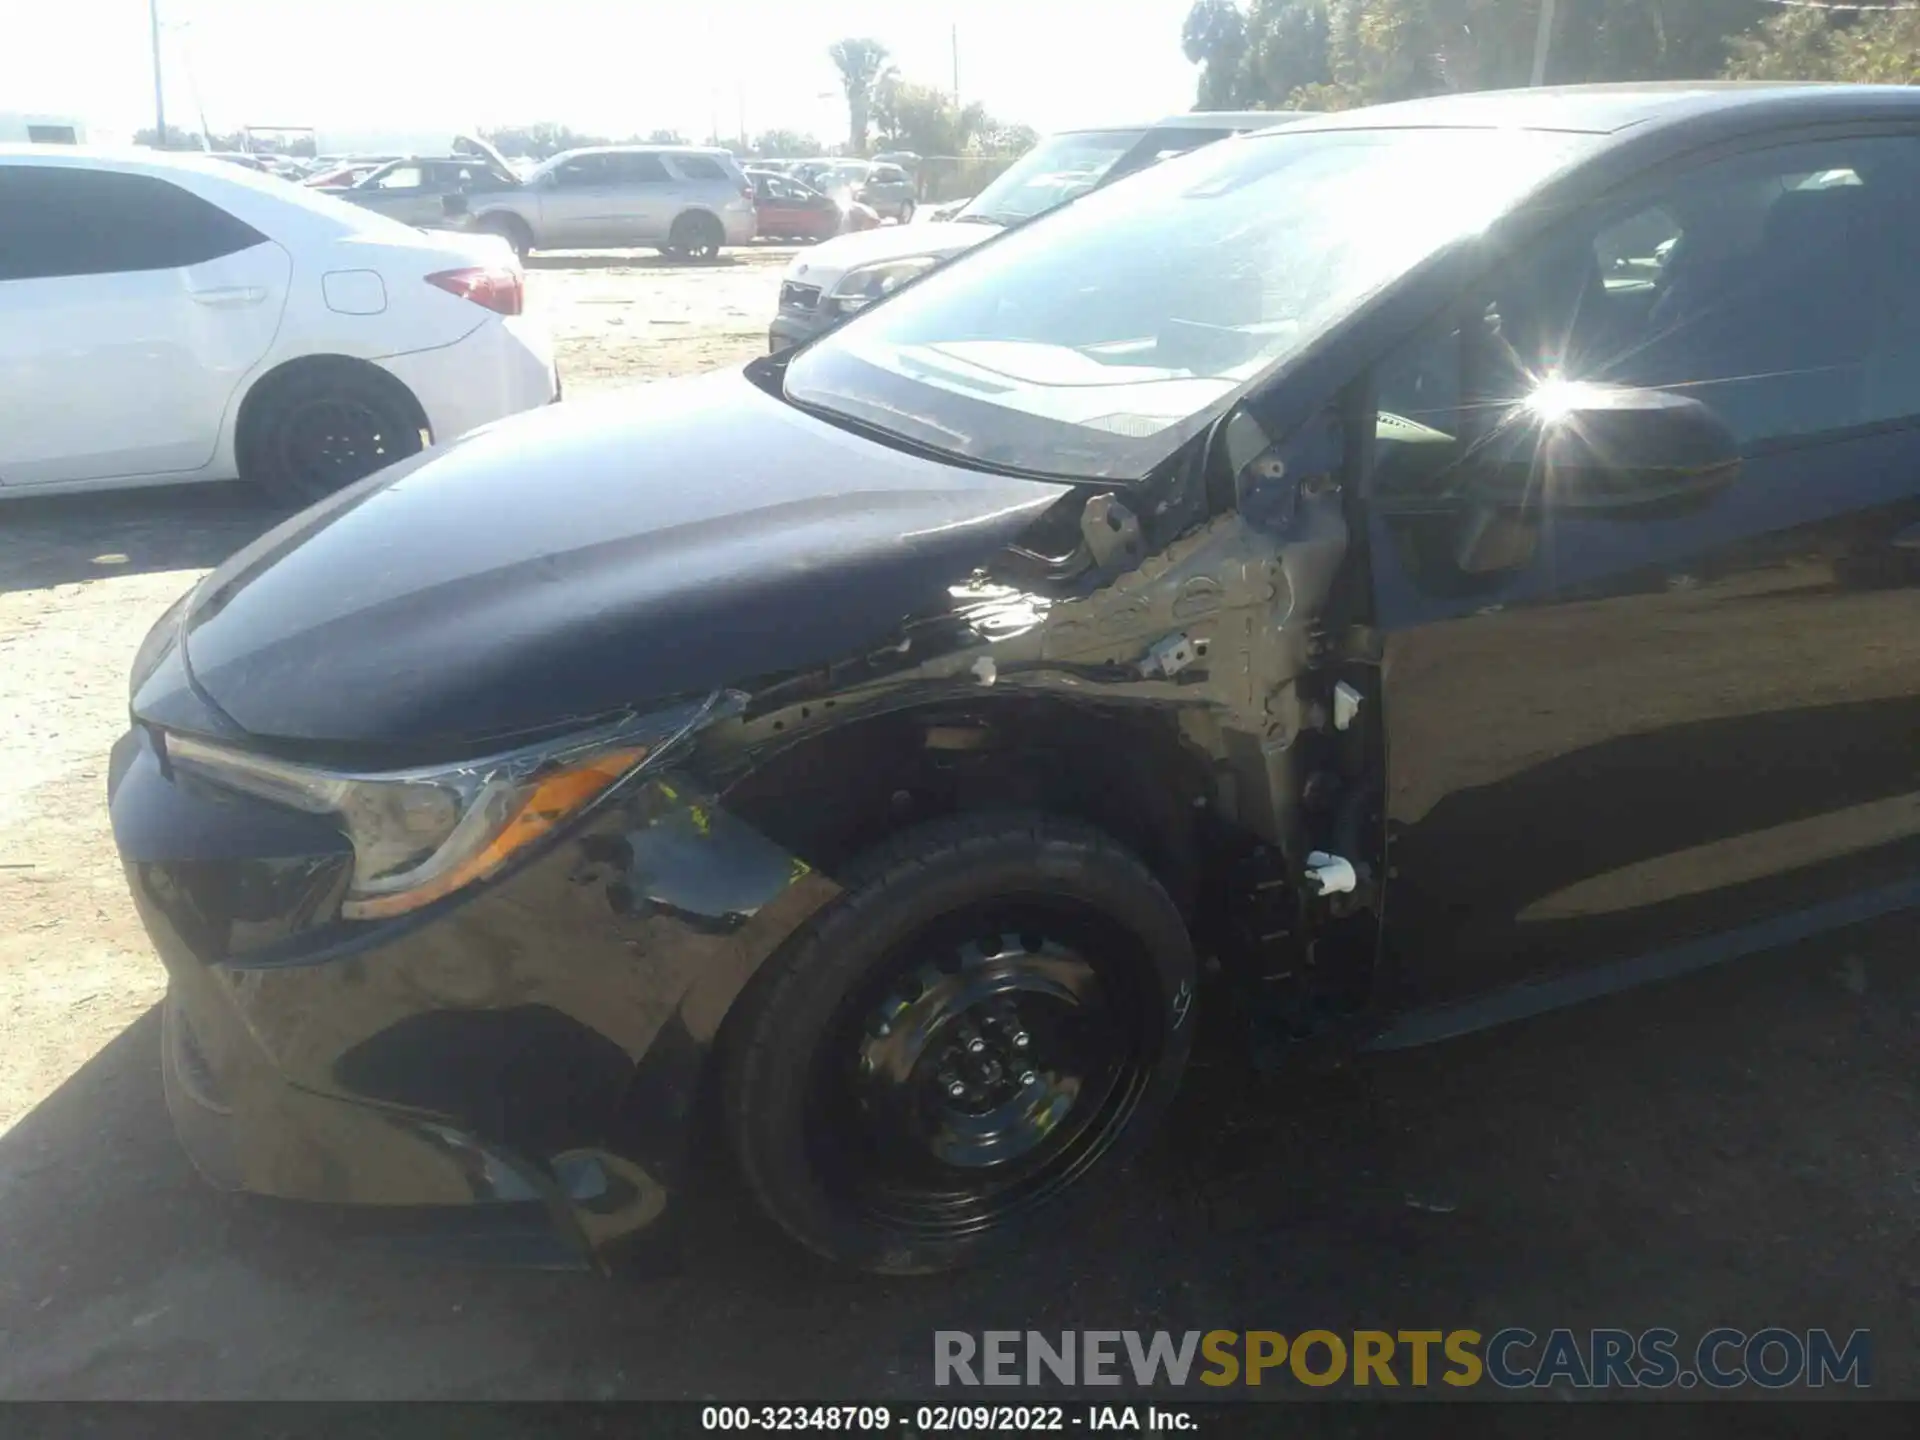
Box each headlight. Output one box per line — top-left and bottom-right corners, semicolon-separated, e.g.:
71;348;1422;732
828;256;940;314
165;695;729;920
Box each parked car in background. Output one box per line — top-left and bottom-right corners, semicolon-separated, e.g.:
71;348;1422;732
917;195;971;223
787;158;839;191
769;110;1308;351
203;151;275;174
0;146;556;505
855;161;916;222
323;154;518;229
746;169;846;241
463;144;757;261
303;158;395;189
110;82;1920;1281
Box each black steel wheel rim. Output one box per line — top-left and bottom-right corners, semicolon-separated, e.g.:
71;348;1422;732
276;397;410;500
809;898;1160;1239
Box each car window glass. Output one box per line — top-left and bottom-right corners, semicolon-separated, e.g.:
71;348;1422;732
671;154;727;182
963;129;1147;222
1142;130;1233;166
613;153;674;184
0;164;267;281
553;155;611;187
1371;134;1920;502
375;164;425;190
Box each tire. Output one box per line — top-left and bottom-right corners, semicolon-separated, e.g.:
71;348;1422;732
720;812;1197;1275
239;366;427;508
476;212;532;261
667;211;725;263
898;200;916;224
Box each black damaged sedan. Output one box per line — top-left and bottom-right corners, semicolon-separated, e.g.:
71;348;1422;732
112;85;1920;1275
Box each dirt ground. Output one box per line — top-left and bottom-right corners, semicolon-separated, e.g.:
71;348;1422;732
0;247;790;1139
1;247;1915;1404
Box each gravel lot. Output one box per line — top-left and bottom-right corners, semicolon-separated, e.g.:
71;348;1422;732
1;245;1915;1403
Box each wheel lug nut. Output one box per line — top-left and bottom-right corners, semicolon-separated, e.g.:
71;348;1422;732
1019;1070;1038;1087
966;1037;986;1054
947;1079;968;1099
1011;1031;1030;1048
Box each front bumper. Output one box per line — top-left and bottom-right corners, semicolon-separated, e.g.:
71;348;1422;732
110;724;838;1269
769;308;831;353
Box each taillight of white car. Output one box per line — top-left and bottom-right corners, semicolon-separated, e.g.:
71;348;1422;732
426;266;524;317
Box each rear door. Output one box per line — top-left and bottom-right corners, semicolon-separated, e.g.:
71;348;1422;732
0;164;291;486
663;153;734;236
1364;129;1920;1022
538;152;626;248
610;152;681;243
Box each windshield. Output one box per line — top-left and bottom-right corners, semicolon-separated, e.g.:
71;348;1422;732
959;128;1147;224
784;125;1594;481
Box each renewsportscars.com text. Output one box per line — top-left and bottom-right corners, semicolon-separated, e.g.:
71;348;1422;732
933;1328;1871;1391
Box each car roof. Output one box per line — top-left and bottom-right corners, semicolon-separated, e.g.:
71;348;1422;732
558;144;738;158
1152;110;1313;129
0;143;239;173
1281;81;1920;137
1040;111;1311;139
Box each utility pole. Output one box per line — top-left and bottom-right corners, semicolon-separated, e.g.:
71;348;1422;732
149;0;168;147
952;24;960;106
1530;0;1557;87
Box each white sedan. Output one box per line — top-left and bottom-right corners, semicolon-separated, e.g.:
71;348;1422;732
0;146;557;506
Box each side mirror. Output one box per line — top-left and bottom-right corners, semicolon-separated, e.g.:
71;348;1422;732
1466;382;1741;515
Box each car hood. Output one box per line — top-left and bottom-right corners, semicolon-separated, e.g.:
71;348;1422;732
161;370;1066;757
782;221;992;291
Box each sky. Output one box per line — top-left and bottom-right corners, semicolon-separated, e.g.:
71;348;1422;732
3;0;1204;150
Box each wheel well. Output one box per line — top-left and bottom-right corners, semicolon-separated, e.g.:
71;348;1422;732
234;354;430;471
671;208;724;238
719;699;1213;916
474;209;533;243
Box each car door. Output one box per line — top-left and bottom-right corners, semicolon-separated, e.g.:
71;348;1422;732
752;174;793;234
600;152;677;245
1363;129;1920;1029
0;163;292;487
537;152;624;248
355;161;435;225
658;153;730;239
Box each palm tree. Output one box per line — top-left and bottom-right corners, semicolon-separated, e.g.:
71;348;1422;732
828;37;891;155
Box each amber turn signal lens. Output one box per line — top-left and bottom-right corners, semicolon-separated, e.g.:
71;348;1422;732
344;747;644;920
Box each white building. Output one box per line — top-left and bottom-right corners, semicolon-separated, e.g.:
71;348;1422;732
0;112;89;144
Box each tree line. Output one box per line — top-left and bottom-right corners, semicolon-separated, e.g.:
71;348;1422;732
484;37;1041;167
1181;0;1920;112
827;37;1038;159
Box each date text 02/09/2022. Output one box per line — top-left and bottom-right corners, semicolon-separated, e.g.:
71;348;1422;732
700;1405;1196;1432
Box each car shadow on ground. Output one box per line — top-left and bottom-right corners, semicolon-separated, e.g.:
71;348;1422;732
1;920;1913;1402
0;485;288;595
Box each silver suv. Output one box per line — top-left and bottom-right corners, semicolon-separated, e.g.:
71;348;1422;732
465;145;757;260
